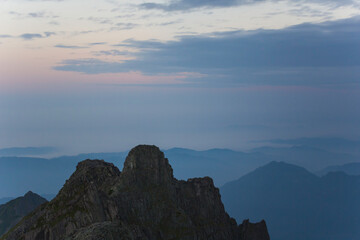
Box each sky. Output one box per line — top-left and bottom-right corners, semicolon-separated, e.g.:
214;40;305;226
0;0;360;154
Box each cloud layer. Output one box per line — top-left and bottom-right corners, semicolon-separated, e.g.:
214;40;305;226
20;32;55;40
140;0;240;11
55;44;88;49
139;0;357;11
54;17;360;86
0;32;56;40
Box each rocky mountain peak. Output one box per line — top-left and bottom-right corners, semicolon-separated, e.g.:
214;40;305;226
239;219;270;240
121;145;174;186
58;159;120;197
24;191;35;197
50;159;121;225
73;159;120;179
2;145;270;240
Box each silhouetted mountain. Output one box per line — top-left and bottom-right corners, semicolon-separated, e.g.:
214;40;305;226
261;137;360;155
0;199;13;206
40;194;56;201
0;152;132;198
221;161;360;240
165;148;268;185
51;151;128;165
251;145;359;171
0;191;47;236
0;194;56;206
1;145;269;240
318;162;360;176
2;143;358;199
0;148;269;198
0;156;80;198
0;147;57;157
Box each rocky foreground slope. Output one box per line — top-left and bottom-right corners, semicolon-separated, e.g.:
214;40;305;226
2;145;270;240
0;192;47;236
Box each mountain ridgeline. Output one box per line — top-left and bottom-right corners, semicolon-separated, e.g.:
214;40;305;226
221;161;360;240
0;192;47;236
2;138;359;199
1;145;270;240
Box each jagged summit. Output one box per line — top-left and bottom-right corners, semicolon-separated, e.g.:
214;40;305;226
70;159;120;181
239;219;270;240
56;159;120;208
76;159;113;169
2;145;270;240
121;145;174;186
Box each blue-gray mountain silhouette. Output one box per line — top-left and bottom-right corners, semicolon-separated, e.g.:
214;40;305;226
317;162;360;176
221;161;360;240
0;147;57;157
0;191;47;236
2;143;358;198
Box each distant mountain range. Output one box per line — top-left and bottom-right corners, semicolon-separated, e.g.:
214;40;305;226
220;161;360;240
0;147;58;157
0;191;47;236
250;145;359;171
165;148;269;185
1;138;359;198
0;149;270;198
1;145;270;240
1;141;359;240
317;162;360;176
259;137;360;155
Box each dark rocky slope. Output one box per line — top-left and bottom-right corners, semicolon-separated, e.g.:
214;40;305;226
2;145;270;240
0;191;47;236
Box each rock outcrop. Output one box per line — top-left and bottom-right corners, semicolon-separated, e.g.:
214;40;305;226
239;220;270;240
2;145;270;240
0;191;47;237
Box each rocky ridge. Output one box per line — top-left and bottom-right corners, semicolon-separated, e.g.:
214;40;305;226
0;191;47;237
2;145;270;240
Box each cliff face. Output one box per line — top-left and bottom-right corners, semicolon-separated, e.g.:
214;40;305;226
2;145;270;240
0;191;47;237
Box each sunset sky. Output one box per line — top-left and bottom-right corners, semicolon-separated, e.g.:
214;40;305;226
1;0;360;154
